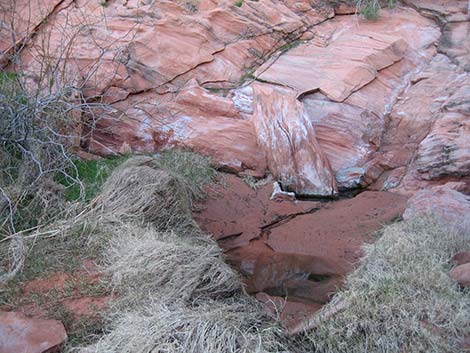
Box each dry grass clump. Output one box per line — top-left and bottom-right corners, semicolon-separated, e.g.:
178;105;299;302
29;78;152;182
154;150;218;204
94;297;286;353
94;225;289;352
103;223;241;307
93;156;194;231
76;155;289;353
306;216;470;353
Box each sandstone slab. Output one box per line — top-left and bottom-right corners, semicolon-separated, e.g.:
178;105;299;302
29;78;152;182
195;178;407;328
256;30;407;102
403;183;470;227
252;83;337;196
450;263;470;287
0;311;67;353
193;174;321;250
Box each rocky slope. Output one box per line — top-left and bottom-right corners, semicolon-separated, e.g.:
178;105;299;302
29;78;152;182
4;0;469;200
1;0;469;342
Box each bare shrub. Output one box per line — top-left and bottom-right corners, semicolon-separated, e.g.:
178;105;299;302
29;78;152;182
305;216;470;353
0;0;129;283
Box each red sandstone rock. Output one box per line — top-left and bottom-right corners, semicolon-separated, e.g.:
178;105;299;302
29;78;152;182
263;191;407;274
440;21;470;70
450;263;470;287
373;54;470;194
403;183;470;227
252;83;337;196
195;177;407;327
3;0;469;198
193;174;321;250
0;0;65;66
0;311;67;353
254;7;438;103
452;251;470;266
403;0;468;23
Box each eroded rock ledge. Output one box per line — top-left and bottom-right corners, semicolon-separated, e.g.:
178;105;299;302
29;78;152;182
5;0;468;198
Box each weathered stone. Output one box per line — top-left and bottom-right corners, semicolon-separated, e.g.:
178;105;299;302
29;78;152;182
252;83;337;196
403;183;470;227
0;311;67;353
452;251;470;266
255;26;408;102
416;109;470;180
373;55;470;194
403;0;468;23
450;263;470;287
440;21;470;70
193;174;320;250
270;182;296;202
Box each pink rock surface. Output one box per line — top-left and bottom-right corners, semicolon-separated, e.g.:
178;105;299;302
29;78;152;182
0;0;66;65
252;83;337;196
195;177;407;327
0;311;67;353
403;183;470;227
403;0;469;23
256;31;407;102
450;263;470;287
440;21;470;70
193;174;321;250
374;54;470;194
452;251;470;266
2;0;469;198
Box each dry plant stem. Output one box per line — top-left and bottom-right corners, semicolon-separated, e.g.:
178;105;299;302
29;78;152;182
0;0;141;284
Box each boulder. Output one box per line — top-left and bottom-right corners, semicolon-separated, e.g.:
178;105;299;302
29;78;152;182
452;251;470;266
403;183;470;227
450;263;470;287
0;311;67;353
252;83;337;196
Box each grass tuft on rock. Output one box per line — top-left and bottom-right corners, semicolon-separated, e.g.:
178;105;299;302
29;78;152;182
306;216;470;353
79;155;288;353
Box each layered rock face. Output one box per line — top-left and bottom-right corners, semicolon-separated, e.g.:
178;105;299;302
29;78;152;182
2;0;469;197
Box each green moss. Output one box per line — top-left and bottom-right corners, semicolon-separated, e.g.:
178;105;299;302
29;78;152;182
234;0;243;7
57;155;130;202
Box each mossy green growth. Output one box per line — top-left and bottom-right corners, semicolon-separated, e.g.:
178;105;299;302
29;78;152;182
57;155;129;202
0;71;17;84
234;0;243;7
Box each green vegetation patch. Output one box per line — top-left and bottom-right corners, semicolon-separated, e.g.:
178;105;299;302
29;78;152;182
57;156;129;202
